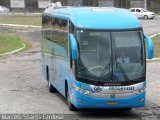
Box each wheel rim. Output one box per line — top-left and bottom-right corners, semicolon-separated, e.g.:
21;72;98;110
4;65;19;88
144;16;148;19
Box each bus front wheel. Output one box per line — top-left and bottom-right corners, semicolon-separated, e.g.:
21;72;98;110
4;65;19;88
66;87;77;111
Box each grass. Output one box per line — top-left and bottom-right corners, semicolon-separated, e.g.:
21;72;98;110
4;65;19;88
151;34;160;58
0;33;30;54
0;16;41;26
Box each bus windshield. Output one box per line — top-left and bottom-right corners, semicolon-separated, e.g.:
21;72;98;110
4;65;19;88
76;30;145;83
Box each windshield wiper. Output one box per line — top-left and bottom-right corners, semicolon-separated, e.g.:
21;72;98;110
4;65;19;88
97;63;110;80
116;62;129;81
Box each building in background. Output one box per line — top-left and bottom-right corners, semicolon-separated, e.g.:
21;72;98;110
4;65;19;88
0;0;54;12
0;0;159;12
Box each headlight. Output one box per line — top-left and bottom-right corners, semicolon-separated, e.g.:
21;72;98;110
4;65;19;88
74;84;93;95
132;88;145;95
149;14;154;16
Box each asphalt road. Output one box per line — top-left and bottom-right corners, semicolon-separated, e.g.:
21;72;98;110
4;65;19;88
141;16;160;35
0;17;160;120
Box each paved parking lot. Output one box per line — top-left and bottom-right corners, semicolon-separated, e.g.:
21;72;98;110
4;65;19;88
141;16;160;35
0;18;160;120
146;62;160;106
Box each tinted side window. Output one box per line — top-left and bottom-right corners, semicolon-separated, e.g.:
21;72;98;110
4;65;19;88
131;9;135;12
51;17;68;58
69;22;75;34
42;15;52;39
136;9;141;12
42;15;52;54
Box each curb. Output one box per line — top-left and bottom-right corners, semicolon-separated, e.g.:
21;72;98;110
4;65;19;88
0;24;41;29
0;43;25;57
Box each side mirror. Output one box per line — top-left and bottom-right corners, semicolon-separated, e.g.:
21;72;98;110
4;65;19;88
70;34;79;60
144;35;154;59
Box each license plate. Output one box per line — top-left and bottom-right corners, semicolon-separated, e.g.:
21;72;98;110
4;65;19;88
106;101;118;105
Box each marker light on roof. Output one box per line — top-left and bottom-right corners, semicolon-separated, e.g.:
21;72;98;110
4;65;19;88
91;8;114;12
80;30;83;33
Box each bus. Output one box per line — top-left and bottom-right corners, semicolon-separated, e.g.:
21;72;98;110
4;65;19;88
41;6;154;111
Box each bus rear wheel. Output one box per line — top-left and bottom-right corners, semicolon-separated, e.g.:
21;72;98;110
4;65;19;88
66;87;77;111
48;79;57;93
46;67;57;93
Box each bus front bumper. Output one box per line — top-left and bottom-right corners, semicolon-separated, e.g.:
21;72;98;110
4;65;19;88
72;90;145;109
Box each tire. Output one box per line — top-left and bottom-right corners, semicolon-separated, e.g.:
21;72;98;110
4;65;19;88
46;67;57;93
66;87;77;111
144;15;148;20
48;78;57;93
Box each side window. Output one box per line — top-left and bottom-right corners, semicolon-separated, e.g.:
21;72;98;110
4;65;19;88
69;22;74;34
51;17;56;26
42;16;51;27
51;17;68;58
136;9;141;12
131;9;135;12
42;15;46;25
42;16;51;39
58;19;68;58
57;19;63;27
42;15;52;54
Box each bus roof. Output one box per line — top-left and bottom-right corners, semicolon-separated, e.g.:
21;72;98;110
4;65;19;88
44;7;142;30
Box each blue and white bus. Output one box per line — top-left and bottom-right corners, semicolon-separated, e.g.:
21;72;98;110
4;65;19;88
41;6;154;111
